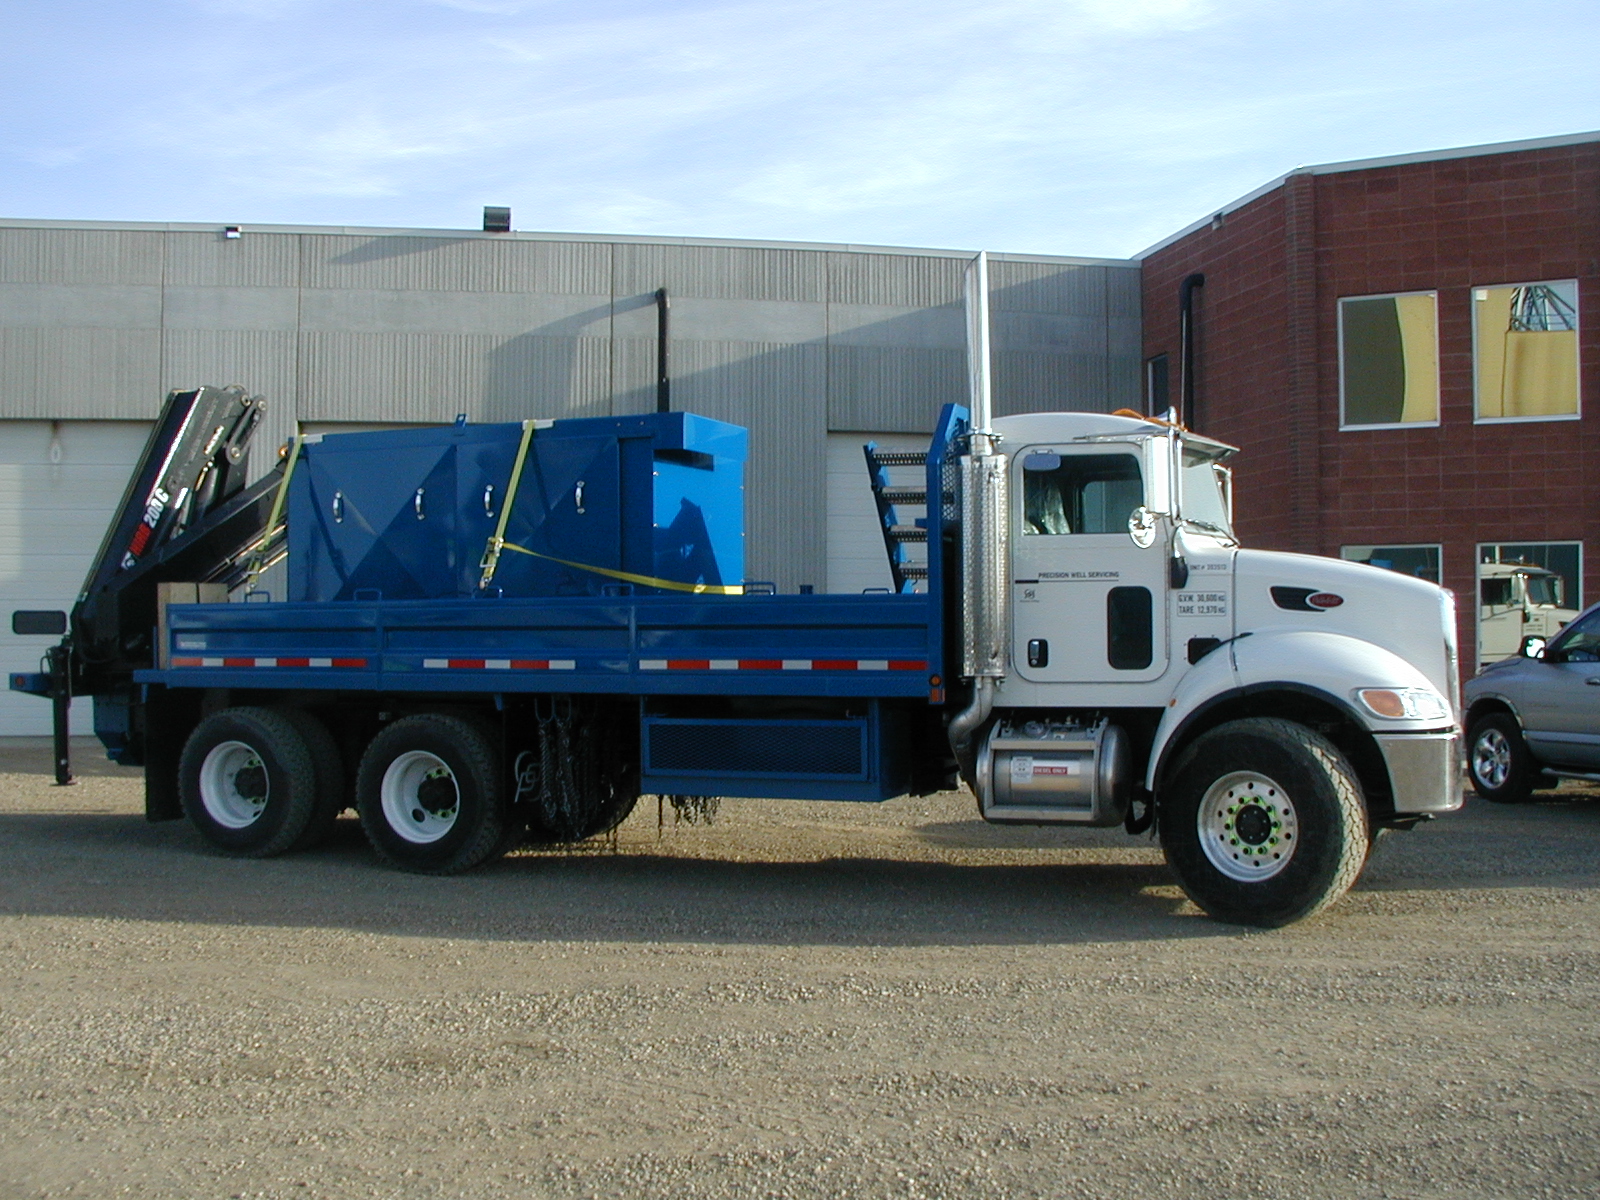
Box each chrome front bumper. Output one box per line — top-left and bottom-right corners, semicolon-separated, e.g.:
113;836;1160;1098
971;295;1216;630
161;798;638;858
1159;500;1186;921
1375;729;1463;814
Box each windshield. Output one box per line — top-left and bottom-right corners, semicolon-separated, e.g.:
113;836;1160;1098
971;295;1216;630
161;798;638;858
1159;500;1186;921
1178;442;1235;538
1525;574;1564;607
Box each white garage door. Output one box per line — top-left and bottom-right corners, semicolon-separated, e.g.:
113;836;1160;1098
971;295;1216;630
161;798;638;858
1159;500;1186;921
826;432;930;595
0;421;153;735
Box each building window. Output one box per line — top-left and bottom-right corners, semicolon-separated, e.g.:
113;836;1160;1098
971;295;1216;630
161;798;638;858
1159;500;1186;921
1339;292;1439;428
1145;354;1169;416
1474;280;1580;422
1476;542;1583;669
1340;543;1441;584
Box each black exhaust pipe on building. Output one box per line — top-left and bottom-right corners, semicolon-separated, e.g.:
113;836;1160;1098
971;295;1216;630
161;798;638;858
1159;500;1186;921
656;287;671;413
1179;272;1205;428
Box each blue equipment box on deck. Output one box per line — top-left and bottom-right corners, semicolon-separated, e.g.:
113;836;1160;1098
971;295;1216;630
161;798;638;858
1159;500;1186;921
287;412;746;602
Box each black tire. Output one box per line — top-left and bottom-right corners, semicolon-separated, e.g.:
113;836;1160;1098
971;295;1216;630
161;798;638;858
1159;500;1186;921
178;706;320;857
278;708;345;850
356;714;520;874
1159;717;1369;927
1467;713;1537;804
578;788;640;839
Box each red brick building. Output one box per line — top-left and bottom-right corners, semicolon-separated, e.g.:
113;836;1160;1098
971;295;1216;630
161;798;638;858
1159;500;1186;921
1139;131;1600;672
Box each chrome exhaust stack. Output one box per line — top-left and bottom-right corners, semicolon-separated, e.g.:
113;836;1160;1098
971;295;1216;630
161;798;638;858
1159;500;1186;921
949;252;1010;783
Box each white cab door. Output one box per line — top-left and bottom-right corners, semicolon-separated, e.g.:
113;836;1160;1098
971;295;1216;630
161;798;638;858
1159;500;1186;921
1011;442;1169;684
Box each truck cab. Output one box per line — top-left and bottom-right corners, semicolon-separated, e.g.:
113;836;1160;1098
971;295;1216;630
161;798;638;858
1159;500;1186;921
957;409;1462;924
1477;562;1576;669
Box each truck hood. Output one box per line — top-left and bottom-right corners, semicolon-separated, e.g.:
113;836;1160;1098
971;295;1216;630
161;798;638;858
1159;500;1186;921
1232;549;1457;711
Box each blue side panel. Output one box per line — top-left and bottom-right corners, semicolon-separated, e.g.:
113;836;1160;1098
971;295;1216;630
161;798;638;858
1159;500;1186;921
292;437;463;601
142;593;936;700
639;700;912;801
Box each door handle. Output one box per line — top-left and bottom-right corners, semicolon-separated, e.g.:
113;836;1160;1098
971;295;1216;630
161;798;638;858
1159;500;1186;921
1586;678;1600;686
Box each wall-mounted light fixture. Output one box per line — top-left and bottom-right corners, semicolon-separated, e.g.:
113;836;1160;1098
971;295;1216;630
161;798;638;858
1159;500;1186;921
224;226;242;239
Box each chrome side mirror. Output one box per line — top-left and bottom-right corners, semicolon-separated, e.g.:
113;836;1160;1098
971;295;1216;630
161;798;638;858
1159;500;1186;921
1128;505;1159;549
1520;635;1547;660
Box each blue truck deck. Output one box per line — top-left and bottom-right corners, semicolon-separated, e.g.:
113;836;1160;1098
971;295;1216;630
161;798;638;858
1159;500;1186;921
141;592;942;701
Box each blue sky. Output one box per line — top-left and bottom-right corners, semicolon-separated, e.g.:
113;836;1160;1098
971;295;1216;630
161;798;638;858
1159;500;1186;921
2;0;1596;258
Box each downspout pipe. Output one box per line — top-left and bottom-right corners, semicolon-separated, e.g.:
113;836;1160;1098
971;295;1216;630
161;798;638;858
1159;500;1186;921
655;288;670;414
1178;272;1205;428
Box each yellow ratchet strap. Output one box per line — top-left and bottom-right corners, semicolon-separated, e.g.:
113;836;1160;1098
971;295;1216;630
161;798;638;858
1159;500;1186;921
478;419;538;589
244;434;303;589
497;542;744;595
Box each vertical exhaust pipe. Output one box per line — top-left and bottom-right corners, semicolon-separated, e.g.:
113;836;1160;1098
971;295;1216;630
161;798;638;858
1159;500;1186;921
949;252;1009;781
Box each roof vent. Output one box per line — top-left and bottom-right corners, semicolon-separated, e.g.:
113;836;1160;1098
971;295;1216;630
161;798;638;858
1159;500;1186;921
482;206;511;233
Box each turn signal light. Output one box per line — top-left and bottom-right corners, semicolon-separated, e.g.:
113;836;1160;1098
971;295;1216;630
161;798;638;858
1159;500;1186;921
1356;687;1450;721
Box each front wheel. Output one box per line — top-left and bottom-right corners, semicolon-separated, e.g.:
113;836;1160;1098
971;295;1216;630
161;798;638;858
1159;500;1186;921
356;714;520;874
1467;713;1537;804
1160;717;1368;927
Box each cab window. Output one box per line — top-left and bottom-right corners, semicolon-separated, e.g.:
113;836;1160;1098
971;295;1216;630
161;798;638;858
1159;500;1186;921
1480;577;1513;606
1023;453;1143;536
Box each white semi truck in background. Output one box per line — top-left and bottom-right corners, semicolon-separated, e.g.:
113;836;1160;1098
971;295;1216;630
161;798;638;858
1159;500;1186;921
1477;562;1577;668
11;254;1464;927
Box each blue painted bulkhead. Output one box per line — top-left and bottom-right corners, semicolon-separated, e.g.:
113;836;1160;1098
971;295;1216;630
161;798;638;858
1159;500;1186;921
287;412;746;602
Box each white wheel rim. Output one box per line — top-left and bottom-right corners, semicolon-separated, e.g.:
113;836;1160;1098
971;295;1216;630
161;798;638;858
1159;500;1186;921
1198;771;1298;882
380;750;460;844
199;740;270;829
1472;727;1511;790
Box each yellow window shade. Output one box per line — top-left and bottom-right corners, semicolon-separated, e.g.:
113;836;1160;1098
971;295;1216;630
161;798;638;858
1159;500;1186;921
1394;293;1439;423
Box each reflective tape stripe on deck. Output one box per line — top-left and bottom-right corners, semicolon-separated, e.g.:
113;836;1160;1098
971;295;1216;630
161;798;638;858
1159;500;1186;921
169;657;368;669
421;659;576;670
637;658;925;672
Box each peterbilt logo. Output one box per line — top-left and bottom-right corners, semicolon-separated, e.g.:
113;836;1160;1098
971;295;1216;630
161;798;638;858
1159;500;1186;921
1271;586;1344;612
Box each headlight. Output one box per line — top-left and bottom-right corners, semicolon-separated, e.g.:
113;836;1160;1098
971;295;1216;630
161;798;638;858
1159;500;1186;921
1356;687;1451;722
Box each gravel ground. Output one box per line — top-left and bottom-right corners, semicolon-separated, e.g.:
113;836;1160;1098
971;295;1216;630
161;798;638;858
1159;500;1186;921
1;737;1597;1199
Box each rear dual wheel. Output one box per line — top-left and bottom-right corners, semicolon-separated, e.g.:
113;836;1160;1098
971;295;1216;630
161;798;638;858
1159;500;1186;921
179;706;344;857
356;714;521;874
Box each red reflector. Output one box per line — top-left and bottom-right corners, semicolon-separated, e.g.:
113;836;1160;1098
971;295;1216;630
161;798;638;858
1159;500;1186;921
332;657;367;668
1308;593;1343;608
666;659;710;670
812;659;856;670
